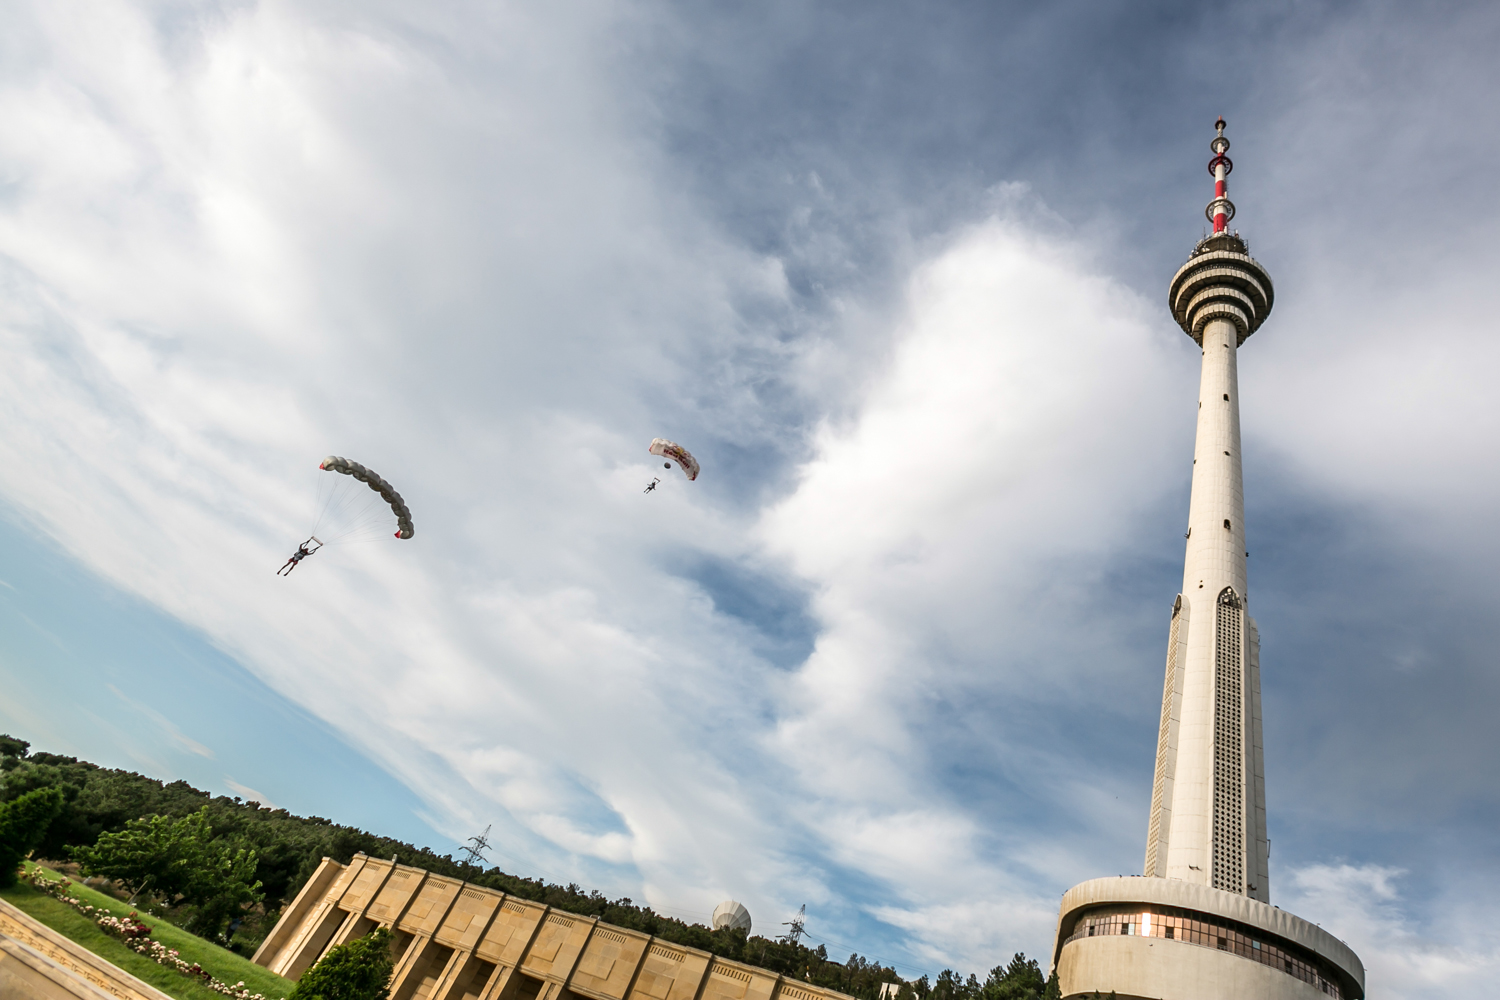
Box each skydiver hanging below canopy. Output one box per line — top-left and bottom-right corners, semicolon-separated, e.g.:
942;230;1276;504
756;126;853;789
278;537;323;576
644;477;660;494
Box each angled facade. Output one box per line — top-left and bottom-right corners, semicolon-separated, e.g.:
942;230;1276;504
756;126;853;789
254;855;856;1000
1050;120;1364;1000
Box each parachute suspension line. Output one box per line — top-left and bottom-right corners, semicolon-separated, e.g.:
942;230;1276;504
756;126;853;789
309;470;340;538
308;463;397;544
319;491;400;543
319;481;383;533
316;488;391;543
311;475;370;539
317;455;415;540
310;468;382;537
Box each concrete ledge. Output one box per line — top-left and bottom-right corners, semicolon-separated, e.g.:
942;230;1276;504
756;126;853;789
1057;934;1342;1000
0;897;175;1000
1052;878;1363;1000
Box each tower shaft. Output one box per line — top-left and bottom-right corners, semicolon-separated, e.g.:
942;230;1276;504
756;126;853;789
1143;313;1269;900
1145;119;1274;902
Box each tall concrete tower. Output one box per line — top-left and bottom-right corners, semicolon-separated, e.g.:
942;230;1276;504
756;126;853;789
1143;116;1272;903
1048;120;1365;1000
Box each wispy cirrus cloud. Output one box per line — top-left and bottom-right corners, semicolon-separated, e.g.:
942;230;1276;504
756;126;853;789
109;684;215;759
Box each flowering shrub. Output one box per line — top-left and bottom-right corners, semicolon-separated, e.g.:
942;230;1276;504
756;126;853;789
22;870;284;1000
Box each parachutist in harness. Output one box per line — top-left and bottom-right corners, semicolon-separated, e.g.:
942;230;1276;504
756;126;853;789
644;477;660;493
278;537;323;576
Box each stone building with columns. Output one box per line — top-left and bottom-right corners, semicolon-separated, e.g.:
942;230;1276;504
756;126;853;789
253;854;857;1000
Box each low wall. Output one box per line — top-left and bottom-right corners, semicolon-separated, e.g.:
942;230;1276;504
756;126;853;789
0;896;175;1000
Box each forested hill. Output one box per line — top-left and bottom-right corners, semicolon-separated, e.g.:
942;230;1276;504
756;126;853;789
0;735;898;994
1;735;1057;1000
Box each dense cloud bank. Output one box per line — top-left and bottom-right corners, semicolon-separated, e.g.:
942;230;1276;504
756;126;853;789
1;2;1498;995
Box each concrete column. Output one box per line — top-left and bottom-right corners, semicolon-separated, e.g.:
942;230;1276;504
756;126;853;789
479;965;517;1000
1143;595;1190;878
427;948;469;1000
251;856;344;970
389;935;434;999
1247;615;1270;901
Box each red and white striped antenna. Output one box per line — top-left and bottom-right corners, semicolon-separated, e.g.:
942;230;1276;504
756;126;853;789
1206;116;1235;233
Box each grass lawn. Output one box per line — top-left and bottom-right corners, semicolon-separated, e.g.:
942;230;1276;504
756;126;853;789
2;862;296;1000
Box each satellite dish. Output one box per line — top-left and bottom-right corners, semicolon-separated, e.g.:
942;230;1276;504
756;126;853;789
711;900;752;934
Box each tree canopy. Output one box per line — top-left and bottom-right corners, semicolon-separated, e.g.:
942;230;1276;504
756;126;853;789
75;806;264;935
0;785;64;887
289;926;395;1000
909;957;1057;1000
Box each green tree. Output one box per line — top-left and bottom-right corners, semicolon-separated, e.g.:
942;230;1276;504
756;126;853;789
75;810;201;902
930;969;979;1000
1041;973;1059;1000
76;806;263;936
0;786;64;886
981;954;1045;1000
289;926;395;1000
182;823;264;938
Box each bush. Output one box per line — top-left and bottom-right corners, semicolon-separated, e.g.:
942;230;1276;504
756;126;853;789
0;786;64;886
289;926;394;1000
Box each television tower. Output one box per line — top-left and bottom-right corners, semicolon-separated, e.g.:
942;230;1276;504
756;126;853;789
1143;115;1272;901
1048;119;1364;1000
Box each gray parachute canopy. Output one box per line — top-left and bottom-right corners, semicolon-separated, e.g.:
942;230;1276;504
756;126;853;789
319;456;414;538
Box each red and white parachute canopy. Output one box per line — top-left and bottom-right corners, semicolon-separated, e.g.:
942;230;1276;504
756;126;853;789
648;438;700;481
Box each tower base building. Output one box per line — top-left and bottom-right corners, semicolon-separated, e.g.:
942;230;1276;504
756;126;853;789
1049;121;1363;999
1052;879;1362;1000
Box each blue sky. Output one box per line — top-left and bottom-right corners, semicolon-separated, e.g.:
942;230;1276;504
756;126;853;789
1;1;1498;995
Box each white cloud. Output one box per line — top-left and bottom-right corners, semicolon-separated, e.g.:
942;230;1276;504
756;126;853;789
1282;863;1500;1000
758;214;1190;968
0;6;1185;958
0;0;794;914
2;0;1499;986
224;777;277;810
108;684;215;759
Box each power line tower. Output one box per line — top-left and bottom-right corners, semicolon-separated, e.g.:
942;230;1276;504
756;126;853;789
459;825;492;873
779;904;806;945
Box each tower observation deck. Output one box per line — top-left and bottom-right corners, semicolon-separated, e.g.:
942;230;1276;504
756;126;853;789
1048;120;1364;1000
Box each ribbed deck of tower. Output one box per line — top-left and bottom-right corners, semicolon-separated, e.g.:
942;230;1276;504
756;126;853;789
1048;119;1364;1000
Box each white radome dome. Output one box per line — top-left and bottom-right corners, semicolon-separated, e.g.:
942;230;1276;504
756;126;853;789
711;900;752;934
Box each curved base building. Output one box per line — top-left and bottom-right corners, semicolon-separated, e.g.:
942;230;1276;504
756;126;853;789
1049;122;1363;1000
1052;879;1362;1000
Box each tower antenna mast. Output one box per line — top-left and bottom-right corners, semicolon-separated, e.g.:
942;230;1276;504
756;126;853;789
1207;115;1235;234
